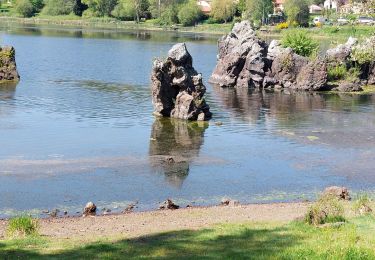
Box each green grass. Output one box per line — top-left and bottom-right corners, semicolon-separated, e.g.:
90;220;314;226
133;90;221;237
6;216;39;237
1;215;375;259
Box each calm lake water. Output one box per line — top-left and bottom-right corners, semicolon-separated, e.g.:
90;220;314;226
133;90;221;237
0;25;374;217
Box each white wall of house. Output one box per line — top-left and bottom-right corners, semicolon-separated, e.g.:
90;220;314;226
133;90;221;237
324;0;338;11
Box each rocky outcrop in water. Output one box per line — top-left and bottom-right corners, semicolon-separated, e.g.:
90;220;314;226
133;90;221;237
151;43;212;121
209;21;375;92
0;46;20;82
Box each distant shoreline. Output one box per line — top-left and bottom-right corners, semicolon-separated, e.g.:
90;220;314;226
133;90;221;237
0;16;231;36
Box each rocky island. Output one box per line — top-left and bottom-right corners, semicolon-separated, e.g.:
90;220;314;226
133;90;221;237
151;43;212;121
0;46;19;82
210;21;375;92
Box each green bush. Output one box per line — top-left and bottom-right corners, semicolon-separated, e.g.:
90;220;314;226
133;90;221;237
15;0;35;17
178;0;202;26
7;216;39;237
351;47;375;65
42;0;75;16
305;194;346;226
281;30;318;57
328;64;347;81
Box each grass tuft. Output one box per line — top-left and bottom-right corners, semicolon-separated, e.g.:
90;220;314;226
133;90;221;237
7;215;39;238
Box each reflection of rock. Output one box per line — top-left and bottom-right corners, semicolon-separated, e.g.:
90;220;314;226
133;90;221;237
0;81;17;100
0;46;20;82
149;117;208;188
151;43;211;121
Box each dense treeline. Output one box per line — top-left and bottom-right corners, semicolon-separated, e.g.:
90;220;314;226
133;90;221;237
11;0;375;26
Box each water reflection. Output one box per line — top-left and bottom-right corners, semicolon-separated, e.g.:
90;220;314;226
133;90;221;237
213;86;375;147
149;117;208;188
0;25;218;44
0;82;17;100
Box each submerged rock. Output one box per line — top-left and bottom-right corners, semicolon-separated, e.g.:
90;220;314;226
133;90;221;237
0;46;19;82
83;201;97;216
151;43;212;121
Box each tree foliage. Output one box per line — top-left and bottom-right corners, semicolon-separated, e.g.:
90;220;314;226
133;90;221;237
178;0;202;26
15;0;35;17
112;0;148;21
210;0;236;23
284;0;309;26
42;0;75;15
246;0;273;25
82;0;117;16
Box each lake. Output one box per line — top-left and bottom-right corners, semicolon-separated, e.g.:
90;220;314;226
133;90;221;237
0;25;374;217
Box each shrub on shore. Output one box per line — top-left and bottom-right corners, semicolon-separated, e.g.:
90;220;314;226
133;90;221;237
328;64;347;81
305;194;346;225
7;215;39;237
281;30;318;57
353;194;373;215
15;0;35;18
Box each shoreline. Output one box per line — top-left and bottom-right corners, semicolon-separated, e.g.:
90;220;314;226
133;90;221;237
0;201;310;239
0;16;231;36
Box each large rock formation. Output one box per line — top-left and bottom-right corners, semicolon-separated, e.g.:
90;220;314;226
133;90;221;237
209;21;268;88
0;46;20;82
209;21;328;91
151;43;212;121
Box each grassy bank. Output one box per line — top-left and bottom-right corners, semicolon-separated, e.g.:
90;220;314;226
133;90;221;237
1;215;375;259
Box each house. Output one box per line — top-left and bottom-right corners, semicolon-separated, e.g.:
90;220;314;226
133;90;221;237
309;4;323;14
273;0;285;13
197;0;212;14
324;0;338;11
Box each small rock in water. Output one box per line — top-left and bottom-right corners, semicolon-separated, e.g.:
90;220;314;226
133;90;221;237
123;203;136;213
159;199;179;210
49;209;59;218
64;211;68;215
323;186;351;200
166;157;175;164
42;210;49;214
83;202;97;216
220;198;240;206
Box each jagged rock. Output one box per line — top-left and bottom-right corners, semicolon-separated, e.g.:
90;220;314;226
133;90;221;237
151;43;211;121
323;186;351;201
209;21;268;88
83;201;97;216
159;199;179;210
326;37;357;65
0;46;20;82
295;58;328;91
336;81;362;92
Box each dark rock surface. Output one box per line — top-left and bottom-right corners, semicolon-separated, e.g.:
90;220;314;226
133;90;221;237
151;43;211;121
83;201;97;216
0;46;19;82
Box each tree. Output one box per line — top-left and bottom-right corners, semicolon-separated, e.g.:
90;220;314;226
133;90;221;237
30;0;44;12
41;0;75;15
210;0;236;23
112;0;148;21
284;0;309;26
82;0;117;16
15;0;35;17
246;0;273;25
178;0;202;26
72;0;88;16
